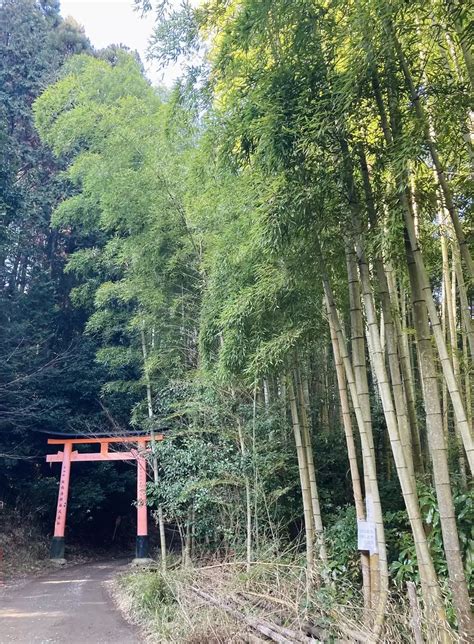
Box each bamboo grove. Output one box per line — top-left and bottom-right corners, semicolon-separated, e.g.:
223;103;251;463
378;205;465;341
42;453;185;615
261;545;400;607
6;0;471;640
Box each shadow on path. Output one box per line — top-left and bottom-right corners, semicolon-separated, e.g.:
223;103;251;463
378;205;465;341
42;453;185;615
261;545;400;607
0;560;139;643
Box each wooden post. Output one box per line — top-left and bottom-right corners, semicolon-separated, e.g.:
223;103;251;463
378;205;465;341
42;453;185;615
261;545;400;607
50;442;72;561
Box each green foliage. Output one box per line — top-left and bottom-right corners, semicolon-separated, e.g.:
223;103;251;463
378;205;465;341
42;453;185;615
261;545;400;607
324;506;360;584
34;52;200;407
0;1;139;537
117;569;179;636
2;3;472;633
388;483;474;589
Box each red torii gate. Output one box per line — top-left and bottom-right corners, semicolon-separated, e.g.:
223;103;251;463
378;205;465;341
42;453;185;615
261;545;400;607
46;434;163;562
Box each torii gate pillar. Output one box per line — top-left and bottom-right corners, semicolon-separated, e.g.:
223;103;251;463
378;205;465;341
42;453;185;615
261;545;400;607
134;452;150;562
46;435;162;563
50;442;72;562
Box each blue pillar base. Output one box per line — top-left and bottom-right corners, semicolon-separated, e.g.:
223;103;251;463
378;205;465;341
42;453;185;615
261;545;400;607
132;536;152;565
135;535;149;559
50;536;66;562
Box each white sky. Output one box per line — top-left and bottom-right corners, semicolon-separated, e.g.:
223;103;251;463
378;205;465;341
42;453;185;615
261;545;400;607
60;0;181;85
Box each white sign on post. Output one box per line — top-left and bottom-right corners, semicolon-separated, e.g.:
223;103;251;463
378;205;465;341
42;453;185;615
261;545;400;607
357;519;378;554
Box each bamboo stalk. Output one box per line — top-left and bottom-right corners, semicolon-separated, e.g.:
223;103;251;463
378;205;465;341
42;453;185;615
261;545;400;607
327;304;371;613
345;242;382;613
140;324;166;571
295;364;327;564
317;241;388;639
287;373;315;576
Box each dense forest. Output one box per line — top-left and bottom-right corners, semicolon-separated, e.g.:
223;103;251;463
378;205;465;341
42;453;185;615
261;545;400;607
0;0;473;641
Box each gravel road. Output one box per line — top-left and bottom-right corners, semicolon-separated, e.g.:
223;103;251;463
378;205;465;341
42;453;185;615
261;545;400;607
0;560;139;643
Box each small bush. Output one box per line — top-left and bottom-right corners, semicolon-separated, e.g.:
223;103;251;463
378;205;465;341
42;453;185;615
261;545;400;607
118;570;177;612
115;567;245;643
324;505;360;584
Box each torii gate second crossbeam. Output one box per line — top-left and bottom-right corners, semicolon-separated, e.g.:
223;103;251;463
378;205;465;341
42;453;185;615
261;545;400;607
46;434;163;563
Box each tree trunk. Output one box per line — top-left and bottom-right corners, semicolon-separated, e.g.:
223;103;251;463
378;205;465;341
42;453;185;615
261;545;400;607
442;233;468;485
358;152;416;482
237;415;252;574
357;237;448;635
380;58;474;472
318;245;388;637
452;234;474;360
287;373;315;577
402;193;474;474
295;365;327;564
140;325;166;572
386;267;424;473
405;240;473;638
327;305;372;613
345;242;382;613
184;506;192;567
462;332;472;441
338;134;447;633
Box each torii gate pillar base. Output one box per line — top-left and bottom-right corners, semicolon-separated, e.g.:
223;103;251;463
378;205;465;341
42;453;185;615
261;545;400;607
132;535;152;565
135;535;150;559
50;537;66;563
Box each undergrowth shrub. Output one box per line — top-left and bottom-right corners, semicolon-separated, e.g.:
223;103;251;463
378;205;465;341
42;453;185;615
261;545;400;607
116;567;246;643
118;570;177;613
324;505;360;584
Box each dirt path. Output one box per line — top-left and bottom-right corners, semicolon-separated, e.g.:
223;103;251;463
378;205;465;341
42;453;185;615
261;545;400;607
0;560;139;643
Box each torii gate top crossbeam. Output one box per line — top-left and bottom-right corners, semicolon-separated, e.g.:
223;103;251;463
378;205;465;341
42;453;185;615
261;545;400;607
47;435;162;445
46;435;163;463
